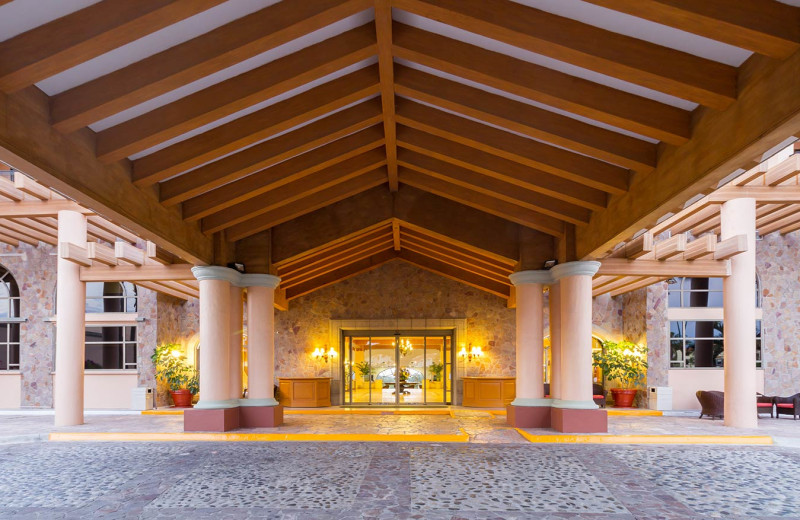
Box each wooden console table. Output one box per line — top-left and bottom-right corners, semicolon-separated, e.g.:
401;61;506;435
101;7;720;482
462;376;515;407
278;377;331;408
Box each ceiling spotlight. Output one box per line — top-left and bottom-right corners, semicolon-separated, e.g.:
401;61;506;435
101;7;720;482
543;259;558;269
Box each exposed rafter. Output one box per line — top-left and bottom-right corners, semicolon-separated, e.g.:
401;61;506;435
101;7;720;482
374;0;398;191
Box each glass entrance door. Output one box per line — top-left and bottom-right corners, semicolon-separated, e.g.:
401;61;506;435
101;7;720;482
342;330;453;405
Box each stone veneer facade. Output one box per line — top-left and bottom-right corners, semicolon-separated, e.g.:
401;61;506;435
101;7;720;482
3;230;800;409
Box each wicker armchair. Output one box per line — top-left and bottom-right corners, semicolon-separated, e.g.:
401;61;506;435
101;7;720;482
757;393;775;418
775;393;800;420
593;383;607;408
696;390;724;419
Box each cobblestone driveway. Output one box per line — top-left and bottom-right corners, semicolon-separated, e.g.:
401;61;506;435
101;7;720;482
1;441;799;519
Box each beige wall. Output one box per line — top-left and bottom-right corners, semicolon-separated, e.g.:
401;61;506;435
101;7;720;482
53;372;139;409
668;369;765;410
0;373;21;408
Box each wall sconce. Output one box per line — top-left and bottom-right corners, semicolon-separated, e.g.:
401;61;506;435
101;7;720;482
312;346;338;363
458;343;483;362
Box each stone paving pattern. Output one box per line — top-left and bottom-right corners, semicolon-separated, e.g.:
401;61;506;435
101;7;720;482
1;441;800;519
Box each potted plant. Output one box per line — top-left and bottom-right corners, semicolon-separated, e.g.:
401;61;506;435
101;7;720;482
428;361;443;382
592;340;648;408
152;343;199;408
354;361;372;382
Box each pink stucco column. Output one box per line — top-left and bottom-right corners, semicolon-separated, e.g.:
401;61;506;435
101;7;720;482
549;283;562;400
508;270;550;405
191;266;237;409
551;261;600;408
721;197;758;428
54;210;87;426
229;285;244;401
242;274;281;406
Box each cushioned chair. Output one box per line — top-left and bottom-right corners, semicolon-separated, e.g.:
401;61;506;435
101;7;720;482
593;383;607;408
696;390;724;419
775;393;800;420
757;393;775;418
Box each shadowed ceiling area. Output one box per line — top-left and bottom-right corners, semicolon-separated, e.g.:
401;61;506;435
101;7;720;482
0;0;799;303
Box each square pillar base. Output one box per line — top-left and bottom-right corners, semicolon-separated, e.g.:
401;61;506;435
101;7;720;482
239;405;284;428
551;407;607;433
506;404;551;428
184;407;240;432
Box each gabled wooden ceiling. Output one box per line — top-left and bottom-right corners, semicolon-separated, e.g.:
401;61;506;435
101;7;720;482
0;0;799;302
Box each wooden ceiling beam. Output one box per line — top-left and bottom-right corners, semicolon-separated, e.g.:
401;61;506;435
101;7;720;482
95;23;377;162
0;232;20;247
136;281;192;301
758;209;800;235
392;220;401;251
182;126;384;221
400;235;511;284
159;99;382;205
395;98;629;194
132;65;381;186
398;150;592;225
278;227;392;276
87;215;138;244
392;22;690;145
400;224;516;270
9;218;57;239
0;178;25;201
0;222;54;246
200;150;388;233
281;239;395;289
0;0;226;93
0;200;90;218
398;249;510;299
397;127;608;210
398;168;565;237
79;263;195;282
583;0;800;59
50;0;372;132
576;49;800;258
609;277;667;297
393;0;737;109
285;249;397;300
225;169;388;241
395;65;656;172
709;185;800;203
374;0;398;191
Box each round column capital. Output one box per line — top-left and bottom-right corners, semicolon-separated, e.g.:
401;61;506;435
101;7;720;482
191;265;241;285
509;270;553;286
550;261;600;281
240;273;281;289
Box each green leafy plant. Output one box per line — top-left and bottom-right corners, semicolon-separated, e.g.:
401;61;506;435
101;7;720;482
151;343;199;395
428;362;444;382
592;340;648;390
354;361;373;378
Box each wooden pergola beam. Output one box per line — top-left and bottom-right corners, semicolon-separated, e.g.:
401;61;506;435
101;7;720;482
713;234;748;260
683;234;717;261
710;186;800;204
399;168;566;237
183;126;384;221
609;277;667;297
395;98;630;195
115;242;145;266
609;232;653;259
577;49;800;258
392;22;690;145
200;150;388;234
137;281;194;301
132;65;381;185
597;258;730;277
397;130;608;211
59;242;91;267
95;23;377;162
583;0;800;59
0;0;226;93
158;99;383;205
374;0;398;191
49;0;372;132
80;264;195;282
653;234;687;260
87;242;117;266
395;65;656;172
0;200;90;218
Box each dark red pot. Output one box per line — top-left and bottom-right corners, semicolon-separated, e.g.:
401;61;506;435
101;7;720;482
170;389;194;408
610;388;637;408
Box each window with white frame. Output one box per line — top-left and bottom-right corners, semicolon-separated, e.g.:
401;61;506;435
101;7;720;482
85;281;137;313
667;276;762;369
0;267;20;371
84;325;137;370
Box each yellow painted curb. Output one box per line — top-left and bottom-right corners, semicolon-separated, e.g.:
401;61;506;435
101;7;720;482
606;409;663;416
514;428;773;445
142;409;184;415
49;431;470;443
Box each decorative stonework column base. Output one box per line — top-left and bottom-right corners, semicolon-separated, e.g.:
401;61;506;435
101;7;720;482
184;407;240;432
550;407;607;433
239;405;284;428
507;403;551;428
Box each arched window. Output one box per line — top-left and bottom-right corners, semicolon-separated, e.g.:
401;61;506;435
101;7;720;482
85;281;137;313
0;266;20;371
667;276;761;308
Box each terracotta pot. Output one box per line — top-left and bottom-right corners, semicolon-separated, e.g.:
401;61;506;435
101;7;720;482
170;389;194;408
610;388;637;408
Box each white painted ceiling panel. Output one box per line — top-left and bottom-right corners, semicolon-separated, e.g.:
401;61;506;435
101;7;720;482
0;0;101;41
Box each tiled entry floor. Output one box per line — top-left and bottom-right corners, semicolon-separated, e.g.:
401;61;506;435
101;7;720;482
1;441;800;519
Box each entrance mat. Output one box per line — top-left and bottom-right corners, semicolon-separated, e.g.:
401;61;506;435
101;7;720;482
49;429;470;443
142;409;184;415
142;408;453;416
606;408;663;416
515;429;772;445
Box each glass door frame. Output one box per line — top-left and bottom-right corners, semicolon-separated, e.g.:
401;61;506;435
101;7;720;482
340;329;455;406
